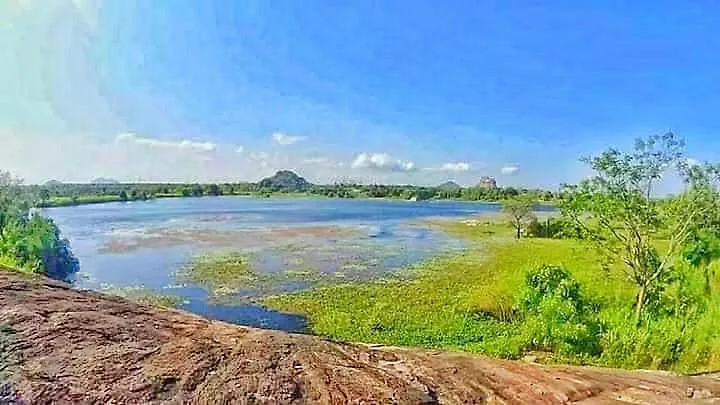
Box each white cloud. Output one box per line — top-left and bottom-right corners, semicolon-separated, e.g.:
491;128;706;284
425;162;471;172
501;165;520;175
235;146;244;154
686;158;700;167
271;132;306;146
116;133;216;152
351;153;416;172
303;157;330;164
2;130;476;186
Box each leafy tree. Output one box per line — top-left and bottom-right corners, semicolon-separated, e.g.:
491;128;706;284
560;133;720;321
0;171;78;279
207;184;222;196
679;163;720;294
502;197;536;239
38;188;50;203
191;184;204;197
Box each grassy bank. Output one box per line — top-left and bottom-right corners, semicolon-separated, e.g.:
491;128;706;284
264;218;720;373
39;195;128;207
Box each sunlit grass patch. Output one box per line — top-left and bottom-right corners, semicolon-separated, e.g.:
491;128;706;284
0;255;33;274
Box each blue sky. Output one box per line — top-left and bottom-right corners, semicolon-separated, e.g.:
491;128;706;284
2;1;720;188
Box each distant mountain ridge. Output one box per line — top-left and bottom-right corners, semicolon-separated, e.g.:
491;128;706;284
91;178;120;185
258;170;311;191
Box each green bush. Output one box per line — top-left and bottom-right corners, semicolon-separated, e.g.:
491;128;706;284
526;218;585;239
515;265;603;356
0;214;78;279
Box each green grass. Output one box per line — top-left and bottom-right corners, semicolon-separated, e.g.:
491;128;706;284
264;218;720;372
40;195;125;207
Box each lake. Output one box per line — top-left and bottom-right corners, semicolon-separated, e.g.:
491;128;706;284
45;197;528;332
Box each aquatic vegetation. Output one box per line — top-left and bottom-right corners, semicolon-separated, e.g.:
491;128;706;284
103;286;185;308
176;252;257;296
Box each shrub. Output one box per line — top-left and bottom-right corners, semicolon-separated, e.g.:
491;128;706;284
515;265;603;356
0;214;78;280
525;217;585;239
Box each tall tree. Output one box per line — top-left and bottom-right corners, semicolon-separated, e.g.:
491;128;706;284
560;133;720;321
502;197;536;239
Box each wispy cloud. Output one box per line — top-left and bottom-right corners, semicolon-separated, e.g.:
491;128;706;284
271;132;306;146
501;165;520;175
351;153;416;172
116;133;216;152
425;162;471;172
235;146;244;154
303;157;331;165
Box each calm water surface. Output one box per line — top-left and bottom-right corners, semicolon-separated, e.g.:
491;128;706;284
44;197;517;332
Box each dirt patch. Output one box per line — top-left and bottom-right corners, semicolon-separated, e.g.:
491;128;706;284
1;270;720;404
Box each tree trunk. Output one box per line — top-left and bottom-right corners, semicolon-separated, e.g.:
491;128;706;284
516;225;521;240
634;284;647;323
704;268;712;296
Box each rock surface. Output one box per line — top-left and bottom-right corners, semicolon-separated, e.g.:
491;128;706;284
1;271;720;404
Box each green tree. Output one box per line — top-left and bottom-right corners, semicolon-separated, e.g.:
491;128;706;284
38;188;51;203
502;197;536;239
679;162;720;294
560;133;720;321
0;171;78;279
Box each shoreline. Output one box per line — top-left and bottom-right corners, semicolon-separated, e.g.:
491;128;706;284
39;192;557;209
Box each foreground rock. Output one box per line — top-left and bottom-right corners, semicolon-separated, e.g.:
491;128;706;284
1;271;719;404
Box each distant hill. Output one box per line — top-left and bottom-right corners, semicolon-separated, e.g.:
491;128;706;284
437;181;462;190
258;170;311;191
44;180;64;187
91;178;120;185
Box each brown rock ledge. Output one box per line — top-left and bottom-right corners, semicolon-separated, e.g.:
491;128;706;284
1;271;719;404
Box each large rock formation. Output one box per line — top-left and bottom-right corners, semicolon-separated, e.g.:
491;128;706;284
1;270;719;404
477;176;498;189
258;170;311;191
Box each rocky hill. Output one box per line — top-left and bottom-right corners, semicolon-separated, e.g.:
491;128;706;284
1;270;719;404
258;170;311;191
437;181;462;191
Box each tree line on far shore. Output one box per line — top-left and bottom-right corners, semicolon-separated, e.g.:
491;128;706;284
29;178;557;207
